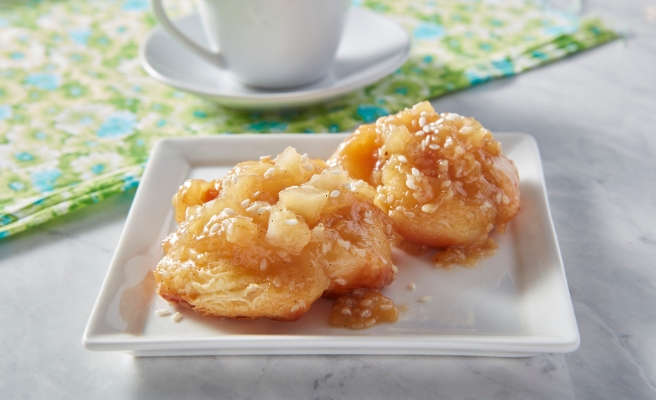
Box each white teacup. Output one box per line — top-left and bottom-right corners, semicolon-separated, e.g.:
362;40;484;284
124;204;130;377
150;0;351;89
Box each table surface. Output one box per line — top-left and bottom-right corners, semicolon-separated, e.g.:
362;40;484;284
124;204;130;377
2;1;655;399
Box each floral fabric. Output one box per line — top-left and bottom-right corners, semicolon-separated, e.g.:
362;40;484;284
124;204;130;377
0;0;616;238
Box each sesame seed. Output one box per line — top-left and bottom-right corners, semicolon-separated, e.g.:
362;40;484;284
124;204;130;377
379;305;393;311
419;295;432;302
337;239;351;250
421;141;426;152
502;194;510;204
441;180;452;188
331;169;341;175
341;308;352;316
231;175;239;184
420;111;428;116
445;113;461;121
396;206;406;212
364;210;373;218
241;199;250;208
406;180;418;190
301;153;308;163
378;255;388;265
227;221;235;235
398;155;408;163
330;190;340;198
360;309;372;318
288;281;295;291
412;168;421;177
436;118;444;124
353;180;365;188
404;211;415;218
209;223;220;233
407;282;416;291
439;160;449;171
259;258;268;271
459;126;473;134
257;206;268;214
299;299;306;308
156;309;170;316
285;219;298;225
363;218;374;225
246;203;259;213
415;131;425;137
422;125;431;133
260;155;271;161
303;163;313;171
454;146;465;157
334;278;347;285
429;144;440;150
419;117;426;126
387;194;394;203
171;312;183;322
224;208;236;217
273;276;282;287
421;203;438;213
360;299;373;307
354;248;366;257
291;304;300;312
264;167;275;178
496;193;502;204
453;183;467;196
391;264;399;274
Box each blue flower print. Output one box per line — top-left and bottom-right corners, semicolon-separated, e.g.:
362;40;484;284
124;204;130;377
491;59;515;76
24;73;61;91
31;169;62;193
97;112;138;138
122;0;149;12
0;105;12;121
15;152;34;162
413;23;445;40
69;28;91;45
246;121;288;132
9;182;24;191
91;164;105;174
357;105;389;123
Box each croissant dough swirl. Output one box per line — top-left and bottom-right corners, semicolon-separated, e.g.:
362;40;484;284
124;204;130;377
329;101;520;249
154;147;396;321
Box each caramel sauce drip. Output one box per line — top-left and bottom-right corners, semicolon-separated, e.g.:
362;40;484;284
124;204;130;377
329;288;399;329
432;237;498;268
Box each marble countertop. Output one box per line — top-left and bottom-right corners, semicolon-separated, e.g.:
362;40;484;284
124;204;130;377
2;1;655;399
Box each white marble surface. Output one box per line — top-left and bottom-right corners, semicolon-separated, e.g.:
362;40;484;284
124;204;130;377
2;1;655;398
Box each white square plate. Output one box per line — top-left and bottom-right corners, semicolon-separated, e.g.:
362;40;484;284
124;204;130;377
83;133;580;357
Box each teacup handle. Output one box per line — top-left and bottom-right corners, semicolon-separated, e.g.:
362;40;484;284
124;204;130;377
149;0;224;67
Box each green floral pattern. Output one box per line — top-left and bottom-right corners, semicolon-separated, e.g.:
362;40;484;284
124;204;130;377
0;0;616;238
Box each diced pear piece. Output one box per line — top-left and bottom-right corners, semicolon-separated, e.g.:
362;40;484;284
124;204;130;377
226;216;260;247
412;100;435;114
279;186;329;226
265;207;311;255
380;124;412;154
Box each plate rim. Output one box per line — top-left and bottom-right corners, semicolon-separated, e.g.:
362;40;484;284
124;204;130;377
83;133;580;356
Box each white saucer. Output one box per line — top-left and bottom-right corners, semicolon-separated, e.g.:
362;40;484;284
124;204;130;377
139;8;411;109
